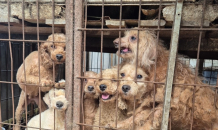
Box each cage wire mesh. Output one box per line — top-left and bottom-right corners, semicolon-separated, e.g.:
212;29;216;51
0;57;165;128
1;0;218;130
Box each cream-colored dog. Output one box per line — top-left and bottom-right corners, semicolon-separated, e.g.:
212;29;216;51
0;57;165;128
26;88;68;130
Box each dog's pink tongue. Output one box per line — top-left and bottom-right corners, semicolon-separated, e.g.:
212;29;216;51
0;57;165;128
122;48;128;52
102;94;109;99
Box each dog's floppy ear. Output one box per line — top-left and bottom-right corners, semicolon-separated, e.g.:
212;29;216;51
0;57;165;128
43;92;51;108
141;30;157;67
39;43;48;54
118;96;127;110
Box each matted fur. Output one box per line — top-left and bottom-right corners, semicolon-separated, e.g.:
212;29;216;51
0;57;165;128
26;88;68;130
15;33;66;130
83;71;99;130
114;28;218;129
93;68;127;130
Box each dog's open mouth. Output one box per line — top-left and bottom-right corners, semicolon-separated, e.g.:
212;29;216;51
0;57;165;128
120;47;131;54
101;93;112;100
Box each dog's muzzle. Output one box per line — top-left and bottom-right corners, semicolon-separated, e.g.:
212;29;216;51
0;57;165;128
122;85;131;93
56;54;63;60
99;84;107;91
88;85;94;91
56;101;63;108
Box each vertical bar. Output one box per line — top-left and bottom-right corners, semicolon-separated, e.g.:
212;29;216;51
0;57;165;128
190;0;206;129
74;0;83;130
65;0;73;129
36;0;42;129
21;0;28;129
115;0;122;128
7;0;15;128
82;0;88;129
161;0;184;129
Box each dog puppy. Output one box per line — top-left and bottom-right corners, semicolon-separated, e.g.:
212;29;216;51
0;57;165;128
93;68;127;130
15;34;66;130
26;88;68;130
107;63;158;130
83;71;99;130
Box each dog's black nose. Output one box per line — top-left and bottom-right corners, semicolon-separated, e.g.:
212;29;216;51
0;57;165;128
56;101;63;108
56;54;63;60
122;85;131;92
99;84;107;91
88;86;94;91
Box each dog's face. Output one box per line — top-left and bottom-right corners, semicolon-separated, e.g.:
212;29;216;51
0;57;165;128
118;64;148;101
43;88;68;111
83;71;98;98
96;68;118;103
40;33;66;64
113;28;157;67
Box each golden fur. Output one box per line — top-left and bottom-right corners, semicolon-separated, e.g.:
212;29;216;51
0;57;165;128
15;33;66;130
83;71;99;130
114;29;218;129
93;68;127;130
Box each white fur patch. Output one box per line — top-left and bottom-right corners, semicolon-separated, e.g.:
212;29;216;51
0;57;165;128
58;79;65;83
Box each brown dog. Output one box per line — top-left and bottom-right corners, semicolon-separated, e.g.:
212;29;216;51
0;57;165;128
113;29;218;129
83;71;99;130
93;68;127;130
15;33;66;130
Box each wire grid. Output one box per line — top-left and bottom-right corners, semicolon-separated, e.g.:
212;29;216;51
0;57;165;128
75;0;218;130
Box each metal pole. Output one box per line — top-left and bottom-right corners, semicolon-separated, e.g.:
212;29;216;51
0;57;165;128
65;0;73;129
161;0;184;129
73;0;83;130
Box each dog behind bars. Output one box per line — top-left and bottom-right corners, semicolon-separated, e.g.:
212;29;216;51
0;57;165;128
26;88;68;130
83;71;99;130
15;33;66;130
93;68;128;130
113;28;218;129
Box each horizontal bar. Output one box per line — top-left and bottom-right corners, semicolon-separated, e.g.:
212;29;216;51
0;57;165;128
0;39;65;43
78;28;218;31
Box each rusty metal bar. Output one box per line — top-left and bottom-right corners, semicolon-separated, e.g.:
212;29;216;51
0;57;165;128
72;0;83;130
0;39;65;43
78;28;218;31
7;0;15;128
65;0;73;129
115;0;122;128
161;0;184;129
190;0;206;129
21;0;28;128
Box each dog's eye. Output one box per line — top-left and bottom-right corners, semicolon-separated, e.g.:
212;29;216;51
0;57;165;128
51;45;55;48
84;79;87;82
64;47;66;51
130;36;136;41
120;73;125;77
137;75;142;79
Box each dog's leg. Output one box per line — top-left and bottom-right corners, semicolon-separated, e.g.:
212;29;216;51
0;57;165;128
15;91;25;130
20;75;54;88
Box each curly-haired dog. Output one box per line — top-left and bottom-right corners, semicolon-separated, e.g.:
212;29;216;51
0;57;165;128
16;33;66;130
83;71;99;130
108;64;163;130
93;68;127;130
26;88;68;130
113;29;218;129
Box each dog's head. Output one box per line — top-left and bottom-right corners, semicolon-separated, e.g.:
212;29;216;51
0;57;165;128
96;68;118;103
43;88;68;111
113;28;157;67
40;33;66;64
118;64;148;101
83;71;98;98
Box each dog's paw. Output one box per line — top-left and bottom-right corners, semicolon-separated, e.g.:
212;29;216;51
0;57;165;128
55;82;65;88
41;79;54;87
